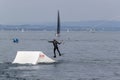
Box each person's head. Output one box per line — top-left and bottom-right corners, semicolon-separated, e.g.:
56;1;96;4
53;39;56;41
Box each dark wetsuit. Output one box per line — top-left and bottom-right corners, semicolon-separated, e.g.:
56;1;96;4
49;39;61;58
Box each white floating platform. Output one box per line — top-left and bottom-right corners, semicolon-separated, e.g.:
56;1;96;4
12;51;55;64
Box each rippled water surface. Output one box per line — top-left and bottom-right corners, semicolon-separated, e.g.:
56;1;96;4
0;31;120;80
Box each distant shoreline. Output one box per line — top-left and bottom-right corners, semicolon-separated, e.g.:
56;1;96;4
0;20;120;31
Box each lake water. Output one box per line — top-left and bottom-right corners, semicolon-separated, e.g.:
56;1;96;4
0;31;120;80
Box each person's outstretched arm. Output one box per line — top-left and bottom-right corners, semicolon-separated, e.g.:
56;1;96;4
57;41;62;44
48;41;53;43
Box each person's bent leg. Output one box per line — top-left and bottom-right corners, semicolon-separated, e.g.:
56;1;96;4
57;48;61;56
54;48;56;58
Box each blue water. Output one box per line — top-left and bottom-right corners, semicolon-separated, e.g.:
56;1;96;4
0;31;120;80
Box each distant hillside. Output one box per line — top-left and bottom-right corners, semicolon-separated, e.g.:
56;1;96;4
61;20;120;31
0;20;120;31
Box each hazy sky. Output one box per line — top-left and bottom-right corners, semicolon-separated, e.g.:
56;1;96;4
0;0;120;24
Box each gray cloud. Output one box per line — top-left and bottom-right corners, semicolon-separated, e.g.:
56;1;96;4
0;0;120;24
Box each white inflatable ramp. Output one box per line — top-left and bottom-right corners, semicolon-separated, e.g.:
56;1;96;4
12;51;55;64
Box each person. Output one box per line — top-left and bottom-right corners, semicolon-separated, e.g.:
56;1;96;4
48;39;62;58
13;38;19;43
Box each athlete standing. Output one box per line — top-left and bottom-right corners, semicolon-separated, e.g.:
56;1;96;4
48;39;62;58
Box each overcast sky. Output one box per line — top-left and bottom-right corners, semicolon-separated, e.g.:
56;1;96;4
0;0;120;24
